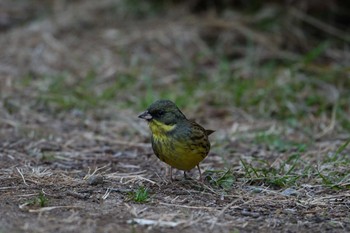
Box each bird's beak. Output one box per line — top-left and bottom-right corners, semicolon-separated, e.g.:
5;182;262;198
138;111;152;121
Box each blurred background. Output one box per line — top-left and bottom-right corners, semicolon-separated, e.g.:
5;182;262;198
1;2;349;232
0;0;349;141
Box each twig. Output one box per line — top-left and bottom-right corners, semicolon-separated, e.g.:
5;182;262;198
83;164;110;180
106;171;159;186
16;167;29;186
316;103;337;139
66;190;89;199
210;200;240;230
196;16;298;60
0;118;19;128
291;8;350;43
127;218;184;227
102;188;112;200
158;202;215;211
28;206;82;213
123;175;158;186
0;187;16;190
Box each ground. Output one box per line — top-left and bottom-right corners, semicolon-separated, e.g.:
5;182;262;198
0;1;349;233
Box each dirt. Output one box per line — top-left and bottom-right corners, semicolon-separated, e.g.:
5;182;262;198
0;1;349;232
1;126;349;233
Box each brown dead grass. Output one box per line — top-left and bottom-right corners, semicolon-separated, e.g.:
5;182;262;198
1;132;349;233
0;1;349;233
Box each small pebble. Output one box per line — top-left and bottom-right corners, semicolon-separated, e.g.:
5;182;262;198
281;188;299;196
241;209;260;218
283;208;297;214
87;175;104;185
245;186;265;193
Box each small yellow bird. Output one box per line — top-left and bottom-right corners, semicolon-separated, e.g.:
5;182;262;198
138;100;214;181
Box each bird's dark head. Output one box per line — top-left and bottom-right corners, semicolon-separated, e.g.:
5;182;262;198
138;100;186;125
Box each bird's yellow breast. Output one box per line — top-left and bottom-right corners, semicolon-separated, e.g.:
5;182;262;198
148;120;209;171
149;119;176;138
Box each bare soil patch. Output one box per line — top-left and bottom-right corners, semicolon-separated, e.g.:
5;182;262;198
1;1;349;232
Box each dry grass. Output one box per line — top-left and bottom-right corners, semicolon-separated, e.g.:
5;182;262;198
0;1;349;233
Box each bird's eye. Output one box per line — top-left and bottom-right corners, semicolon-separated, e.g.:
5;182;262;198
157;110;165;116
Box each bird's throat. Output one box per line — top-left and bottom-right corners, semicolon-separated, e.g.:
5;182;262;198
149;120;176;136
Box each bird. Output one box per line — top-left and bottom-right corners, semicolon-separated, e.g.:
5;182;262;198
138;100;214;181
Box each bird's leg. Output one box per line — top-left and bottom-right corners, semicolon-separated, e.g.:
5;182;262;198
170;167;173;181
183;171;187;179
197;165;203;182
